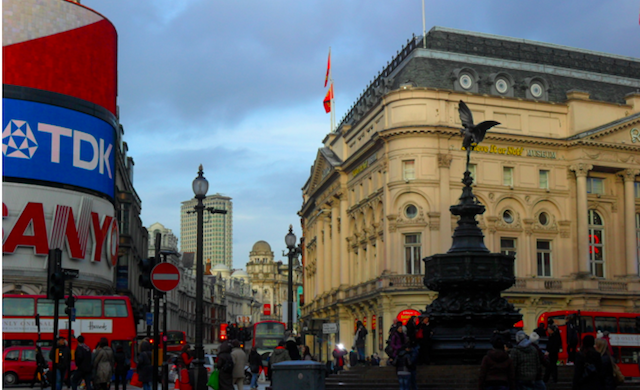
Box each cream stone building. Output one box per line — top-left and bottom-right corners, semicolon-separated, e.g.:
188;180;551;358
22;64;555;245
300;27;640;357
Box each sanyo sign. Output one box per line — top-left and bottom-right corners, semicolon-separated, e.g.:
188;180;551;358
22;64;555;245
2;98;115;199
3;183;118;283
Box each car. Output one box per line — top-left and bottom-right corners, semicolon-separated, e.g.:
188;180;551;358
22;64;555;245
3;346;50;386
203;353;217;373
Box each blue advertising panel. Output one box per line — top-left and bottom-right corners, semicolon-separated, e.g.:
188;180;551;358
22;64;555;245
2;98;115;199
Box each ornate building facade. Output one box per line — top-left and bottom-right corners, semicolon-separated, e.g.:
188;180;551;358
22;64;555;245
300;27;640;357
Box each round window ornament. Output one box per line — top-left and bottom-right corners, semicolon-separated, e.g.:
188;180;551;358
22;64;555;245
503;210;514;224
530;82;544;98
538;212;549;226
405;205;418;219
495;78;509;94
459;74;473;90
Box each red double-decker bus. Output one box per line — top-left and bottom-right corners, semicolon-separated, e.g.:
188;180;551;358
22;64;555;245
538;310;640;377
162;330;187;353
2;294;137;362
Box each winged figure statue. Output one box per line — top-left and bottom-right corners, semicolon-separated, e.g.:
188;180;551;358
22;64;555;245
458;100;500;171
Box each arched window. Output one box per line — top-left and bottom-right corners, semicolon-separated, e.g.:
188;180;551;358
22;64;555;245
588;210;605;277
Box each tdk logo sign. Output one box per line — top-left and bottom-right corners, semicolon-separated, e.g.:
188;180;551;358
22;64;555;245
3;120;38;159
2;98;116;199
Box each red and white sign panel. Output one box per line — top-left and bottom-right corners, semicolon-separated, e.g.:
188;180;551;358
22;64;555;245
151;263;180;292
263;304;271;316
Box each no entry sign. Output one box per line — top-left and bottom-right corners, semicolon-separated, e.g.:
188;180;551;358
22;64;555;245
151;262;180;292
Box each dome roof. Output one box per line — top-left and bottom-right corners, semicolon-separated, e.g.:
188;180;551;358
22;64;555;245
210;263;230;276
231;269;250;281
251;240;272;253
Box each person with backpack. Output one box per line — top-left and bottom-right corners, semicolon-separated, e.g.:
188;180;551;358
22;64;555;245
394;343;414;390
49;337;71;390
113;345;130;390
216;341;234;390
572;335;604;390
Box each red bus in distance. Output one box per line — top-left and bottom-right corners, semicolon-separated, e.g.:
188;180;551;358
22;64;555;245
162;330;187;353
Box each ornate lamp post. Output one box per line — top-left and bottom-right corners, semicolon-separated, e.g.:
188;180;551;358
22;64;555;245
192;165;209;390
284;225;302;333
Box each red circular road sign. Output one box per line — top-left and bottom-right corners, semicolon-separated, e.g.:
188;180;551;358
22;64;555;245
151;263;181;292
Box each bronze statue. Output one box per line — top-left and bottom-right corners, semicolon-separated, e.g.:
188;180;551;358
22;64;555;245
458;100;500;172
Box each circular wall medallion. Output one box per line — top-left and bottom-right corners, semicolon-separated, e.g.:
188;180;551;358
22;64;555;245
459;74;473;90
503;210;514;224
405;205;418;219
538;212;549;226
530;82;544;98
495;78;509;94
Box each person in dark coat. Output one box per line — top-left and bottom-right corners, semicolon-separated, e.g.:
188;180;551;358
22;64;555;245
394;343;415;390
415;316;432;365
389;325;408;363
509;331;540;390
30;345;49;389
533;323;548;338
137;341;153;390
572;335;604;390
354;321;369;363
113;345;130;390
349;347;358;367
216;341;234;390
595;338;617;390
284;332;301;360
479;338;515;390
544;325;561;384
49;337;71;390
72;335;92;390
248;346;262;390
567;314;579;364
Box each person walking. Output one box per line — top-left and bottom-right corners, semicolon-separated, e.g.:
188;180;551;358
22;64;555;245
248;346;262;390
528;332;547;390
566;314;579;365
479;338;515;390
509;331;540;390
113;345;130;390
572;335;604;390
30;345;49;389
544;325;561;384
230;340;248;390
92;338;115;390
354;321;368;364
595;338;617;390
394;343;413;390
216;341;235;390
49;337;70;390
284;331;301;361
331;344;347;374
72;336;92;390
177;344;194;390
136;340;153;390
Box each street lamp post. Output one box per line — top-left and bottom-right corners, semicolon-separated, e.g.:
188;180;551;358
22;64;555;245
192;165;209;390
284;225;302;333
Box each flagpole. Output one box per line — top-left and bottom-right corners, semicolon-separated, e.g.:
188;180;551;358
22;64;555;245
422;0;426;48
330;48;335;133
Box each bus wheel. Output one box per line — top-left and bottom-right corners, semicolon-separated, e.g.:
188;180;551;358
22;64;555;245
4;372;18;386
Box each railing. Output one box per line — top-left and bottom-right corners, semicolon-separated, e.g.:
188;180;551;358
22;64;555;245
544;280;563;290
598;281;628;291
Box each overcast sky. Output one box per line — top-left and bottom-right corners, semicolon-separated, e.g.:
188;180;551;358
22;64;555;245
82;0;640;270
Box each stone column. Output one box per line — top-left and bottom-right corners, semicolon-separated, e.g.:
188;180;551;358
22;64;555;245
331;200;340;290
323;212;333;293
340;195;350;287
622;169;639;276
570;164;593;276
438;154;453;251
316;214;325;296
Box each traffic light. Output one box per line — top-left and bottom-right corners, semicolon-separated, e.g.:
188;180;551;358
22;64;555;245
47;249;64;300
138;257;156;289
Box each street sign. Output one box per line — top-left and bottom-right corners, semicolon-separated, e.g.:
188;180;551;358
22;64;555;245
61;268;79;279
323;323;338;334
146;312;153;326
150;262;180;292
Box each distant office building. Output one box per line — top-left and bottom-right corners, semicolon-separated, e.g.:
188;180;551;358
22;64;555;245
180;194;233;269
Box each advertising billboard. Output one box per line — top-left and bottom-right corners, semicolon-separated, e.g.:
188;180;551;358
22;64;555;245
3;98;116;199
3;183;117;285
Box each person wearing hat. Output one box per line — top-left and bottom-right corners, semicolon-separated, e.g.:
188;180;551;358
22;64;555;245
509;330;540;390
544;325;561;384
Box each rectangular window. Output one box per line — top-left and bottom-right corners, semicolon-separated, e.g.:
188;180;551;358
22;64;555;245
536;240;552;277
468;163;477;182
587;177;604;195
635;182;640;198
539;170;550;190
501;238;517;273
404;234;422;275
594;317;617;333
2;297;35;316
105;299;129;317
403;160;415;181
503;167;514;187
75;299;102;317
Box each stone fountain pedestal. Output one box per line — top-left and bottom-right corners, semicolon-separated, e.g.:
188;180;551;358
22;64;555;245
422;172;522;364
